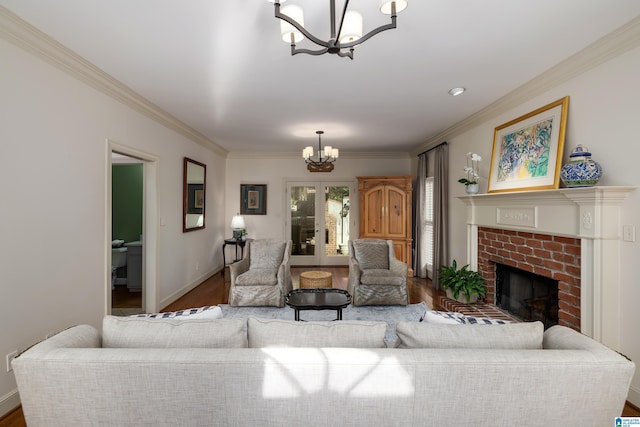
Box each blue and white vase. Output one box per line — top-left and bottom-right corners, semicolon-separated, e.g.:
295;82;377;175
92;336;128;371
560;145;602;187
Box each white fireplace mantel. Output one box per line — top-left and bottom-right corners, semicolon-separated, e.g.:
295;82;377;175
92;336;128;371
459;186;635;349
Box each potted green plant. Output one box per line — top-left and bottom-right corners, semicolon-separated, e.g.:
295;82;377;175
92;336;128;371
438;259;487;303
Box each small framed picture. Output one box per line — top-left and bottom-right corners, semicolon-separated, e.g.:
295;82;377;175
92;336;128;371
240;184;267;215
488;97;569;193
187;184;204;214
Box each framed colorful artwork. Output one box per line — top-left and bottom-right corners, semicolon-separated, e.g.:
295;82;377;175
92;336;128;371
487;96;569;193
240;184;267;215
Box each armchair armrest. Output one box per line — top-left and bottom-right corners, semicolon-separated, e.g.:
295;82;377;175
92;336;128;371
229;256;249;283
277;241;293;295
389;257;408;278
347;255;361;296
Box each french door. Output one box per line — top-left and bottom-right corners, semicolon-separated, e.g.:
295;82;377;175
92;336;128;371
286;180;353;266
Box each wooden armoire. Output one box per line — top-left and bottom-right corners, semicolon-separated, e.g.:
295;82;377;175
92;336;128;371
357;176;413;276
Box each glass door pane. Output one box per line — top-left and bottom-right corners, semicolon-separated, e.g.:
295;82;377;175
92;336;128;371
290;185;317;259
323;185;350;260
287;181;353;266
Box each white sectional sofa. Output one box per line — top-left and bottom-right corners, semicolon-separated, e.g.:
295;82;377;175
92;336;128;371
13;315;635;426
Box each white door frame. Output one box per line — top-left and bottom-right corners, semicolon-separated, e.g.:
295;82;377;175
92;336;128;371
106;139;159;314
285;179;355;266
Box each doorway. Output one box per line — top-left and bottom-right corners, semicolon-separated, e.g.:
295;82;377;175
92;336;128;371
286;180;353;266
107;140;159;315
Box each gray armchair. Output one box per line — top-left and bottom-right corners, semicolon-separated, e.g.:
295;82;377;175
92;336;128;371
228;238;293;307
348;239;409;306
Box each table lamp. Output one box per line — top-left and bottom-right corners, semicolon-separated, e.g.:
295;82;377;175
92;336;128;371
230;214;246;239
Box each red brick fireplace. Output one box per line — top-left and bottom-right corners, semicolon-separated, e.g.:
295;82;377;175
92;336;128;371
477;227;581;331
459;186;633;349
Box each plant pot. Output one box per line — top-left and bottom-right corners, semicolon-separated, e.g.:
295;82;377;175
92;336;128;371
465;184;479;194
445;288;478;304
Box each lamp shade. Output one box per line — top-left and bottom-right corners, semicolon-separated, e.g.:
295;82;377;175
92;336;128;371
280;4;305;43
339;10;363;43
303;146;313;159
230;214;245;230
380;0;408;15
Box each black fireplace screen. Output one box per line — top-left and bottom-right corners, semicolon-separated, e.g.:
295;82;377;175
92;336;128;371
495;263;559;329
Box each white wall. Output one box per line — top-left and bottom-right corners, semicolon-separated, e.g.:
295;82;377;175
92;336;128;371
0;40;226;415
225;156;411;241
445;46;640;406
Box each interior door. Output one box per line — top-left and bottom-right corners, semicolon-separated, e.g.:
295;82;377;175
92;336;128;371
287;181;353;266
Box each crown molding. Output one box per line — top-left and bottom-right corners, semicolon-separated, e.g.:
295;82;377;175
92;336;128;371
0;6;228;157
412;16;640;156
227;151;411;160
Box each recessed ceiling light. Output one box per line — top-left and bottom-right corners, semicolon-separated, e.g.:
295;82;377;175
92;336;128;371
448;87;466;96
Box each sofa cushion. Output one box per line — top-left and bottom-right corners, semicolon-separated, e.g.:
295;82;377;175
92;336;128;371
250;239;286;270
353;240;389;270
131;305;223;320
236;268;278;286
247;317;387;348
102;316;247;348
423;310;466;324
395;321;544;349
360;269;404;286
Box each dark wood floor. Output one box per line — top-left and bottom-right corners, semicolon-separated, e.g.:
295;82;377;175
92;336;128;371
2;267;638;425
163;266;434;312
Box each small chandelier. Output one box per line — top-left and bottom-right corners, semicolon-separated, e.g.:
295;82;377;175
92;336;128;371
268;0;408;60
303;131;339;172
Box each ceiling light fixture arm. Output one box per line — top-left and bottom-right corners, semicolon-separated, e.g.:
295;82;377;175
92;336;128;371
273;1;400;60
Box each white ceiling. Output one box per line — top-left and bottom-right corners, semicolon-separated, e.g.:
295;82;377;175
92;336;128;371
2;1;640;154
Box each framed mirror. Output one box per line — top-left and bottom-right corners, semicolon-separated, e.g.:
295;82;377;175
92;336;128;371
183;157;206;232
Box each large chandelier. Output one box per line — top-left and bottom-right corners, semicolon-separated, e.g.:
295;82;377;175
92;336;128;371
303;131;339;172
268;0;408;60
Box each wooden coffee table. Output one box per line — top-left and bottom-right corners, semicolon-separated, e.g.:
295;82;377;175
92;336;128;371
285;288;352;321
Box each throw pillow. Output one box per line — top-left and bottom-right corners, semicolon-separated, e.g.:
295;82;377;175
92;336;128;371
353;240;389;270
132;305;223;320
247;317;387;348
463;315;511;325
102;316;247;348
250;239;286;270
395;321;543;349
423;310;466;324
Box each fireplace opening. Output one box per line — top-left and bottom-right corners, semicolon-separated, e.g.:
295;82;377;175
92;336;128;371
495;263;559;329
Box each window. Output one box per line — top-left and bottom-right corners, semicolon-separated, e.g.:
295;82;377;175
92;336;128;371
421;177;434;277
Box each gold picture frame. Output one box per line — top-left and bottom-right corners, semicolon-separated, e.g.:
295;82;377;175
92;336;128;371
488;97;569;193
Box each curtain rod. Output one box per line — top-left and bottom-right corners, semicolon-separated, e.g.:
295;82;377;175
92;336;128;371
417;141;447;157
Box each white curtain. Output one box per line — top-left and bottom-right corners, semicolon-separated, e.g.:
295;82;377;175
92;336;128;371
413;153;428;278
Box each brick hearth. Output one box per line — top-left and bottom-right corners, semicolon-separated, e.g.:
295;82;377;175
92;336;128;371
477;227;581;331
438;297;520;322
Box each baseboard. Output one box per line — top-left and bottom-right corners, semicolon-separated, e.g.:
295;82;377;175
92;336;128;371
628;385;640;408
159;267;220;310
0;388;20;420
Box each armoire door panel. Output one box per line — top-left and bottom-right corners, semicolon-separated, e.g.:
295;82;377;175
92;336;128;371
363;187;384;236
386;186;406;237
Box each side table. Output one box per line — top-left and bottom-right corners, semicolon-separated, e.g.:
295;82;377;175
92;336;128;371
299;271;333;288
222;238;246;277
